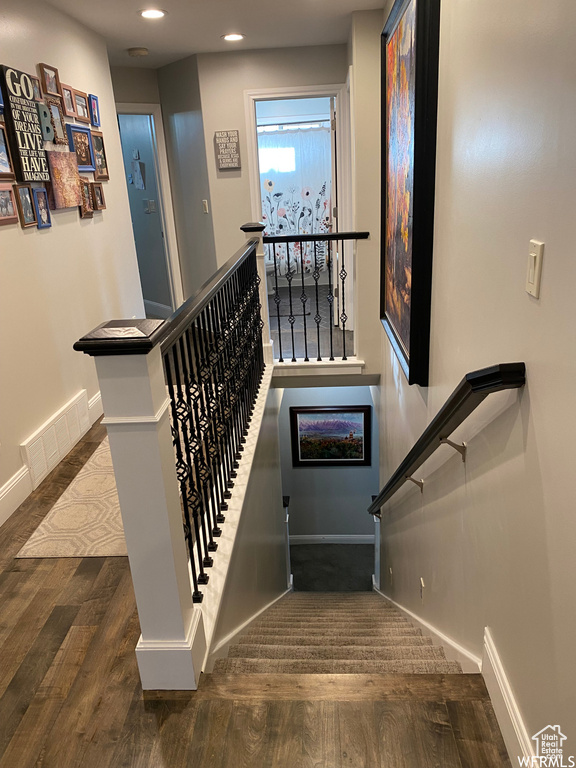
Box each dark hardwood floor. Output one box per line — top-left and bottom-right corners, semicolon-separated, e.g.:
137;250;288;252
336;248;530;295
0;420;511;767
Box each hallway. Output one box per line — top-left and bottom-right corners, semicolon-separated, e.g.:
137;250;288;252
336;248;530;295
0;421;510;767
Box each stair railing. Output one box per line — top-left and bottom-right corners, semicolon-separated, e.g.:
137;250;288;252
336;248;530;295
74;237;264;689
242;223;369;363
368;362;526;516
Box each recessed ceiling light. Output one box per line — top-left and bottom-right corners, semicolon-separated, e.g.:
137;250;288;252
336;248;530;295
140;9;166;19
222;33;245;42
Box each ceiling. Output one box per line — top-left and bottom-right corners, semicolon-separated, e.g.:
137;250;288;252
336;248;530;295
46;0;385;69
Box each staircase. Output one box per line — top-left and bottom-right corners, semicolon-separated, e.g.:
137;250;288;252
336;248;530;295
213;592;462;674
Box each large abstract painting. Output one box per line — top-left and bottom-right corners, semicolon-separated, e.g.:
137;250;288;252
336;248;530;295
381;0;441;386
290;406;372;468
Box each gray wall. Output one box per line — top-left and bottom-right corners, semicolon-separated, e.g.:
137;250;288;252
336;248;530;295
157;55;217;299
371;0;576;743
279;387;379;537
110;66;160;103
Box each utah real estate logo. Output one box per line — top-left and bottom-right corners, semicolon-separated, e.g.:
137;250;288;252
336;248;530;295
519;725;574;767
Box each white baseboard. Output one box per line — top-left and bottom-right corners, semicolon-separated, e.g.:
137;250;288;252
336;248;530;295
205;586;293;671
372;586;482;673
0;389;102;530
0;466;32;528
482;627;533;763
88;392;103;423
144;299;173;319
290;535;375;545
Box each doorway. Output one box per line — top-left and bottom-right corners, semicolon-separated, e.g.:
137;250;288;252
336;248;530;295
116;104;182;318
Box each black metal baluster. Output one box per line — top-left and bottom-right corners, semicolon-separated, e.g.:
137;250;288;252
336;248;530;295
163;349;203;602
175;336;212;575
312;241;322;361
286;243;296;362
300;241;309;362
339;238;348;360
327;240;335;361
271;244;283;362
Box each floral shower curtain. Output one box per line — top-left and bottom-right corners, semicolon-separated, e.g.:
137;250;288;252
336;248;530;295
259;126;332;275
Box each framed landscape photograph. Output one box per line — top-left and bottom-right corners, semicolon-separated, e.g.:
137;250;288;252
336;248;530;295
61;84;76;117
289;406;372;468
33;187;51;229
0;123;16;181
88;94;100;127
91;131;109;180
90;182;106;210
66;124;95;172
380;0;441;386
38;62;62;98
0;183;18;226
46;98;67;144
14;183;37;228
79;176;94;218
72;89;90;124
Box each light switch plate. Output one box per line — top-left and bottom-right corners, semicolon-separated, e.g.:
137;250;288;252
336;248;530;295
526;240;544;298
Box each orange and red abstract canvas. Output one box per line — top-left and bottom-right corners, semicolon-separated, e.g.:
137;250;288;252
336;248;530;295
385;0;416;358
381;0;440;386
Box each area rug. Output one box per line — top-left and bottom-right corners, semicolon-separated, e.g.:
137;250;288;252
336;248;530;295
17;438;127;558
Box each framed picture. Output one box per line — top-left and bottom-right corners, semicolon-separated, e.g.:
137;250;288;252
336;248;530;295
91;131;109;180
38;63;62;98
289;406;372;468
30;76;43;102
72;89;90;124
14;183;37;228
46;98;67;144
79;176;94;218
66;124;95;172
90;182;106;210
88;94;100;127
0;123;16;181
46;150;82;209
32;187;51;229
0;183;18;226
380;0;441;386
61;84;76;117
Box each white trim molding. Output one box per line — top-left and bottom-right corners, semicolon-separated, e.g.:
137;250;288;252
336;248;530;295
290;534;375;545
88;392;103;423
482;627;533;764
372;586;482;673
0;466;32;528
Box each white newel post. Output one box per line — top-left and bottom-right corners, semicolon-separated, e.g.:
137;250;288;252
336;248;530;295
74;321;206;690
241;223;273;364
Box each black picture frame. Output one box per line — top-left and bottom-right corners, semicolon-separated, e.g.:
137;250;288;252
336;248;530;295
380;0;441;386
289;406;372;468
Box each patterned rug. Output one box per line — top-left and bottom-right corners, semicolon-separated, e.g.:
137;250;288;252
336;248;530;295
17;438;127;558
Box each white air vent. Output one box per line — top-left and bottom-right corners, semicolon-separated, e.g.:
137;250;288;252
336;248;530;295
21;390;91;489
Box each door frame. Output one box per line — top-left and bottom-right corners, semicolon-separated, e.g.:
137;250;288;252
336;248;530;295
243;84;355;333
116;102;184;311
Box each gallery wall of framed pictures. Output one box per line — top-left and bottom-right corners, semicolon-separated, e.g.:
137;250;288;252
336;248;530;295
0;60;111;232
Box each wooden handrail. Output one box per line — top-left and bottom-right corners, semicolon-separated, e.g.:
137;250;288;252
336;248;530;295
368;362;526;516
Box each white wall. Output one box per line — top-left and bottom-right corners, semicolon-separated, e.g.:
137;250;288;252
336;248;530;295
209;386;287;649
196;45;349;265
157;56;217;299
0;1;143;509
279;386;379;537
375;0;576;745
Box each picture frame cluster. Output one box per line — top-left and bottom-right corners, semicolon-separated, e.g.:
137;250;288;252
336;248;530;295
0;61;109;230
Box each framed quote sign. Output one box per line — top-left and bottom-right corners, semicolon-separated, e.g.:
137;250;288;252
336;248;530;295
214;129;241;170
380;0;441;386
0;66;50;182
